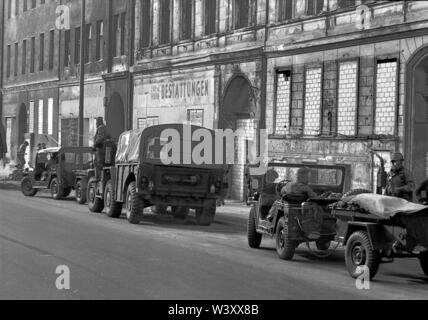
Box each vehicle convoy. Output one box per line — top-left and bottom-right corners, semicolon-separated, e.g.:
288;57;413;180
87;124;229;226
247;160;428;280
20;147;94;204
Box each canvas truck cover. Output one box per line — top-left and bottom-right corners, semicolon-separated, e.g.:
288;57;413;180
115;124;229;168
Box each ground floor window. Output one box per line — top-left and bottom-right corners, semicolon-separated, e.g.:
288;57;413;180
187;109;204;127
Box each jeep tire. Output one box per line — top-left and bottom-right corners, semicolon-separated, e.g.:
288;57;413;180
248;207;262;249
21;177;38;197
345;231;380;279
50;177;64;200
276;217;297;260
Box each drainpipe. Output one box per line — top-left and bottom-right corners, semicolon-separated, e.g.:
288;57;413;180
0;0;4;120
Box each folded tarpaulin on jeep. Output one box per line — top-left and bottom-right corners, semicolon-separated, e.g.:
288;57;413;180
346;194;428;219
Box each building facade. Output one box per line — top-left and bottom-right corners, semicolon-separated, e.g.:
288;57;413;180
2;1;428;200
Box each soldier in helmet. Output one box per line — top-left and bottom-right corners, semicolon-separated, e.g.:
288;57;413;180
281;167;317;201
385;152;415;202
93;117;108;180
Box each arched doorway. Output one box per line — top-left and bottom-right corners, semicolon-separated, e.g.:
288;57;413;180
220;75;257;201
17;103;27;145
106;93;125;142
405;45;428;188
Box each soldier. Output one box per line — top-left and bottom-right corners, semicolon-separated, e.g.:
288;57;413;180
385;152;415;202
416;178;428;205
93;117;108;180
17;141;29;170
281;167;317;201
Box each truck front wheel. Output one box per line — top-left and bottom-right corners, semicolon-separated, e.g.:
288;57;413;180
87;178;104;213
248;207;262;249
125;182;142;225
195;201;216;226
105;180;123;218
345;231;380;280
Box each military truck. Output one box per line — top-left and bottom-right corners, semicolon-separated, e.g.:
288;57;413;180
21;147;94;203
87;124;229;226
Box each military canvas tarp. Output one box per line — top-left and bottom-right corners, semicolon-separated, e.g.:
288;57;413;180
348;194;428;219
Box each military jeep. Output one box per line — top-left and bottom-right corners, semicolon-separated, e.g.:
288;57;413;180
247;161;351;260
21;147;94;203
87;124;229;226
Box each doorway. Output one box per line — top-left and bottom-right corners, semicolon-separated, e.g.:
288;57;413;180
106;93;125;142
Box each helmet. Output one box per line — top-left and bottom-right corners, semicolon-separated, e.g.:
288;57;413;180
391;152;404;162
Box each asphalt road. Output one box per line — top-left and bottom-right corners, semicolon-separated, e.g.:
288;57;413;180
0;189;427;300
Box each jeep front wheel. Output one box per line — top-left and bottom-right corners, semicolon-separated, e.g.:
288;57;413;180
276;217;297;260
50;178;64;200
21;177;38;197
105;180;123;218
195;201;216;226
75;180;87;204
125;182;142;225
87;178;104;213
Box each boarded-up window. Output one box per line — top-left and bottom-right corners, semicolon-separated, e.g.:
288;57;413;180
304;67;322;136
275;70;291;135
375;60;397;136
48;98;54;135
337;61;358;136
38;100;44;135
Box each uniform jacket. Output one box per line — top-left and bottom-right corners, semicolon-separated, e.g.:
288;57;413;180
385;168;415;201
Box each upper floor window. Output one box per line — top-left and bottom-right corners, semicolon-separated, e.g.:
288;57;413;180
95;20;104;61
64;30;71;66
277;0;293;22
23;0;27;12
180;0;193;40
159;0;171;45
30;37;35;73
49;30;55;69
31;0;36;9
140;0;151;48
337;0;356;9
307;0;324;15
8;0;12;19
6;45;11;78
15;0;19;16
233;0;250;29
204;0;217;35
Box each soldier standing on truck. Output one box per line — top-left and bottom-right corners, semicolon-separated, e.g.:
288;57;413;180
93;117;108;180
385;152;415;202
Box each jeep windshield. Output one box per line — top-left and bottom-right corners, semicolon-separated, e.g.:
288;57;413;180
259;163;346;195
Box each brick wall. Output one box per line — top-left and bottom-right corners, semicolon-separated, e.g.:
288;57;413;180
337;61;358;135
375;61;397;135
304;67;322;136
275;72;291;135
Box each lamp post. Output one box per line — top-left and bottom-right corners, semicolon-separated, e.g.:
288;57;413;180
78;0;86;146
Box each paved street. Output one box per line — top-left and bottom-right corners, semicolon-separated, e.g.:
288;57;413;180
0;188;427;300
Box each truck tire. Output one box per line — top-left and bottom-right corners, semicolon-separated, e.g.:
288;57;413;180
195;201;216;226
87;178;104;213
345;231;380;279
276;217;297;260
75;180;87;204
419;252;428;276
171;206;189;220
50;177;64;200
105;180;123;218
21;177;38;197
248;207;262;249
125;182;142;225
343;189;372;198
